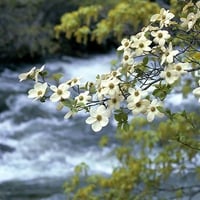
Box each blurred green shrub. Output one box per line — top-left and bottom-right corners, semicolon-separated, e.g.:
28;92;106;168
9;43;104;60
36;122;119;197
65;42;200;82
64;112;200;200
55;0;160;45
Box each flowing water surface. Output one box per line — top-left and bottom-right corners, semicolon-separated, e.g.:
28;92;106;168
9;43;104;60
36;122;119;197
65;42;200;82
0;53;120;200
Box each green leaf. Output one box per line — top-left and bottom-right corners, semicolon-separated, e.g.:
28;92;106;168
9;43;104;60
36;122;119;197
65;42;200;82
143;56;149;65
152;84;172;100
39;70;48;77
51;73;63;82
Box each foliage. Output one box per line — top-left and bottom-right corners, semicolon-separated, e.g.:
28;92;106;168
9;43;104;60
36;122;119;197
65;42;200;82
54;0;160;45
63;112;200;200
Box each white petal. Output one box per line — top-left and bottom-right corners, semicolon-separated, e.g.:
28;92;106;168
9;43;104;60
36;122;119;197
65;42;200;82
167;55;173;63
100;117;109;127
28;89;37;98
150;14;159;22
89;108;97;117
91;122;102;132
193;87;200;96
85;117;96;124
62;91;70;99
157;111;164;118
147;112;155;122
50;93;60;102
97;105;106;113
38;82;47;90
18;73;27;82
39;65;45;72
64;111;73;119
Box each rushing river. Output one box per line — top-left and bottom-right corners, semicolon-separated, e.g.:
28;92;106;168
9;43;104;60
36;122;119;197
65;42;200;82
0;52;199;200
0;53;120;200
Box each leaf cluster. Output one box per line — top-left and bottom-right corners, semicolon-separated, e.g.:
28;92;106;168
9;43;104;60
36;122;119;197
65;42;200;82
64;112;200;200
55;0;160;45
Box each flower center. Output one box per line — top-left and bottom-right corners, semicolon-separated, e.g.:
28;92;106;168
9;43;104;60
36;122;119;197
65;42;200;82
79;95;84;101
158;32;163;38
134;91;139;96
89;82;94;87
112;98;117;104
162;15;166;20
166;71;171;77
112;71;117;77
176;65;182;71
124;41;129;47
165;51;169;56
151;107;156;112
96;115;102;121
57;89;63;95
109;83;115;89
37;90;43;96
139;43;144;48
124;55;129;61
136;102;141;107
73;78;78;83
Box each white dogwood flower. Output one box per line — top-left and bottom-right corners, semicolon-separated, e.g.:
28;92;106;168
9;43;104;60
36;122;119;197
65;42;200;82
28;82;48;100
196;1;200;9
101;77;120;97
19;65;45;82
127;99;150;115
122;49;135;66
86;105;110;132
75;91;91;105
160;66;179;84
146;99;164;122
127;88;148;103
50;83;70;102
109;70;121;79
150;8;175;28
173;62;191;75
180;12;199;31
117;38;132;51
107;94;124;110
131;36;152;56
34;65;45;82
66;77;81;87
151;30;170;46
161;43;179;65
18;67;36;82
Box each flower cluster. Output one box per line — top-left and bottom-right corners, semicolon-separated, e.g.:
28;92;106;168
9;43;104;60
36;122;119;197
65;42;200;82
19;1;200;132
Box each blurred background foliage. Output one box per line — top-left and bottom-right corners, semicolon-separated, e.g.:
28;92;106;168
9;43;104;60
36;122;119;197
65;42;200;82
0;0;172;65
64;112;200;200
55;0;160;45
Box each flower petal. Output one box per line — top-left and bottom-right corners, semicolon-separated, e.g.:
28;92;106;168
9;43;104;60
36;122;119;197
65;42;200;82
91;122;102;132
86;117;96;124
100;117;109;127
50;93;60;102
